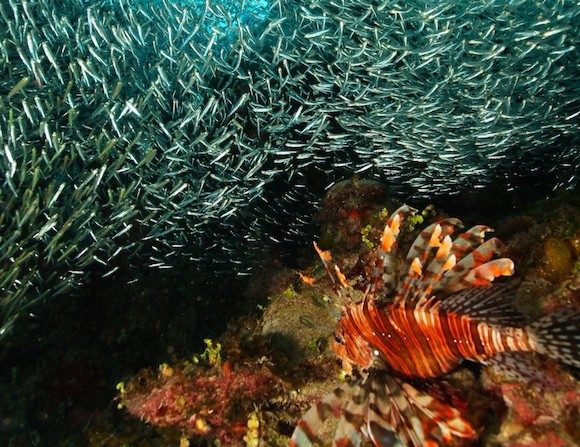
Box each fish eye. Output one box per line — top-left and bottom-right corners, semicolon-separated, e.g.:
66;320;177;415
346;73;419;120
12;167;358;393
334;333;344;344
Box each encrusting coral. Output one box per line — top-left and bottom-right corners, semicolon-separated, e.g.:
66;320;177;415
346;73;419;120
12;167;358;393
119;358;280;445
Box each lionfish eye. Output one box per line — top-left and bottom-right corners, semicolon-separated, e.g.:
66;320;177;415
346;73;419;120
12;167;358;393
334;333;344;344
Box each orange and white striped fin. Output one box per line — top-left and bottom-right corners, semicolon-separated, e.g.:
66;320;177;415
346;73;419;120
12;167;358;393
367;249;398;296
365;372;403;446
403;218;462;268
415;236;457;299
403;222;441;268
397;380;476;446
397;257;424;302
332;384;368;447
380;205;417;253
396;219;462;301
290;382;351;447
365;370;475;447
292;369;476;447
437;237;506;292
444;258;514;292
451;225;493;262
314;242;353;299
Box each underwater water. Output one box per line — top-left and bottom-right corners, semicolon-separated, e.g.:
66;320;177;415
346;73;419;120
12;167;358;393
0;0;578;445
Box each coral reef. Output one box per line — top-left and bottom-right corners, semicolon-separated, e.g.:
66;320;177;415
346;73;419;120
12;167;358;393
1;0;579;338
482;367;578;447
119;359;281;445
1;181;578;445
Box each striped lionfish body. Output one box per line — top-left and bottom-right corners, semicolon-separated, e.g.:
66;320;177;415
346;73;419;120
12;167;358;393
291;205;579;447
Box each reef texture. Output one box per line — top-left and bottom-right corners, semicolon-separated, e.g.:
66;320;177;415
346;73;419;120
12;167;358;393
1;0;579;336
120;359;282;446
112;190;579;446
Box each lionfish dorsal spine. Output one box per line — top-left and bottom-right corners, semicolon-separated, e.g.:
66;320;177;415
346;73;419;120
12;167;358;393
450;225;493;260
380;205;418;254
437;236;508;292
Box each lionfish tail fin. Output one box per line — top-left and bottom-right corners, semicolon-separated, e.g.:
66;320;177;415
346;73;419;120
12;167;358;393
290;382;351;447
530;308;580;369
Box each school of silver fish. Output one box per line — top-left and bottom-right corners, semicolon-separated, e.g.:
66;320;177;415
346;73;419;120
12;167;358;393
0;0;578;337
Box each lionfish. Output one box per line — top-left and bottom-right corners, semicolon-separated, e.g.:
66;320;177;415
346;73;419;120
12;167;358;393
291;205;579;447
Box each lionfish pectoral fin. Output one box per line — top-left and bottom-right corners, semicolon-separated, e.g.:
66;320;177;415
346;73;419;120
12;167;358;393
365;372;405;447
290;382;351;447
396;379;475;446
333;394;367;447
439;282;528;326
529;308;580;369
358;370;474;447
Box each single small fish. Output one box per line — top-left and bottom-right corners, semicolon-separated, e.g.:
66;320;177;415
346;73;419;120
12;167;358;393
291;205;579;447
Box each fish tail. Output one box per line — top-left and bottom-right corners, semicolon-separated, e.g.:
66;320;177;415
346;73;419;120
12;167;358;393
529;308;580;369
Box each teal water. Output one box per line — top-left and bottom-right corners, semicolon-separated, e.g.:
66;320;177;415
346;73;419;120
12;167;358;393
0;0;578;444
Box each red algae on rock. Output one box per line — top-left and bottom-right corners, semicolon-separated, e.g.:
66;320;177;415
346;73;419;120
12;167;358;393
317;177;386;250
483;374;579;447
119;360;281;445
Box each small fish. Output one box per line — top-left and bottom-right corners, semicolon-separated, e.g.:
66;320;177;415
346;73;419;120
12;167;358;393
7;76;30;98
299;272;315;285
291;205;579;447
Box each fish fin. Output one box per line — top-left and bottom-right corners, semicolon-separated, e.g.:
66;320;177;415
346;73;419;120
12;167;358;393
403;219;463;271
362;370;474;446
396;219;461;302
450;225;494;262
380;205;417;253
442;258;514;292
480;352;565;386
313;242;356;300
290;382;351;447
439;283;528;326
416;235;457;299
366;372;404;447
397;223;441;303
396;257;423;303
529;308;580;369
397;379;475;446
438;237;508;292
314;241;338;286
366;247;398;296
403;222;444;270
332;381;368;447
